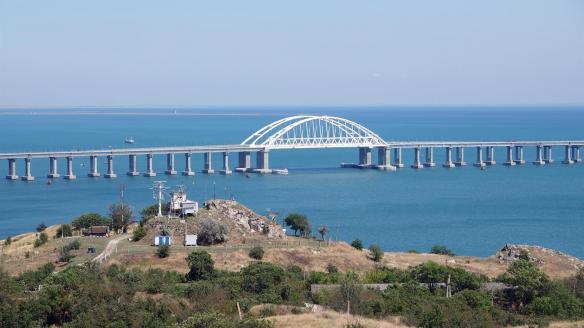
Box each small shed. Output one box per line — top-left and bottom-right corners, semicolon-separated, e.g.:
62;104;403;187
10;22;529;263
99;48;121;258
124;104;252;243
184;234;197;246
154;235;172;246
85;226;109;237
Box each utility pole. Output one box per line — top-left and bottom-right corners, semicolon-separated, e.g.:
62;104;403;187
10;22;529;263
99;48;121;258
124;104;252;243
151;181;167;218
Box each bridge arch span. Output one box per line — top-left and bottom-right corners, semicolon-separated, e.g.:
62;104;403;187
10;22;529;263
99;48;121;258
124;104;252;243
240;115;386;149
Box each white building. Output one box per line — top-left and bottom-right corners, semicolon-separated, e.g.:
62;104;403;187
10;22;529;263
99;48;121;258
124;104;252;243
170;186;198;216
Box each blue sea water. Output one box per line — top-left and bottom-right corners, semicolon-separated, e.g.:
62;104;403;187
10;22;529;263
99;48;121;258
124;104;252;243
0;107;583;258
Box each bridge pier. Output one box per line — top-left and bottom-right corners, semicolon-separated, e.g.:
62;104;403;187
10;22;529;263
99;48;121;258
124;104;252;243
165;153;177;175
236;151;251;172
253;150;271;173
455;147;466;166
563;145;574;164
504;146;516;166
375;146;396;171
572;146;581;163
443;147;455;168
22;158;34;181
514;146;525;165
104;155;117;178
127;154;139;176
357;147;372;168
474;146;486;167
88;155;100;177
424;147;436;167
220;152;232;174
485;146;496;165
64;156;76;180
544;146;554;164
533;145;545;165
411;147;424;169
393;148;404;168
203;152;214;174
144;154;156;177
183;153;195;176
6;158;18;180
48;157;60;178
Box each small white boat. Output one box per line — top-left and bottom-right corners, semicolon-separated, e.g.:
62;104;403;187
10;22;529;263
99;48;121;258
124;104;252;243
272;168;289;175
124;137;135;144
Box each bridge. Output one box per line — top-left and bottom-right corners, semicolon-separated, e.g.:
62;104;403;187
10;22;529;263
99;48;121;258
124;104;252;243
1;115;583;181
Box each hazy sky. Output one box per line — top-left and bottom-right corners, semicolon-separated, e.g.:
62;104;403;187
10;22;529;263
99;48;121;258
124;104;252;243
1;0;583;108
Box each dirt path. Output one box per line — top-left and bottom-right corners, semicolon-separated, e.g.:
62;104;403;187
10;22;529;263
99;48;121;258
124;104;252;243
92;235;126;263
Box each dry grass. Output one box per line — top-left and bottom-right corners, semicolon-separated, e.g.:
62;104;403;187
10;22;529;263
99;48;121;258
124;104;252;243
264;310;408;328
512;321;584;328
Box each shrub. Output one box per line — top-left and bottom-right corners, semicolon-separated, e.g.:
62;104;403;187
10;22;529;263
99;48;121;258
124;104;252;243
241;262;285;294
198;219;227;245
4;236;11;246
186;251;215;281
36;222;47;232
33;232;48;248
59;249;74;263
157;245;170;258
259;306;275;318
326;263;339;275
407;249;419;253
64;239;81;251
55;224;73;238
351;239;363;250
132;226;147;242
284;213;311;237
249;246;265;260
430;245;455;256
369;244;383;262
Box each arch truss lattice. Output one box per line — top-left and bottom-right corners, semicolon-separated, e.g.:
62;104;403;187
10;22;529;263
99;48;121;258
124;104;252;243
241;115;386;149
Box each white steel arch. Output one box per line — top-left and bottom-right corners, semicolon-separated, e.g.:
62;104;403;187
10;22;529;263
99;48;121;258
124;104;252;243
241;115;386;149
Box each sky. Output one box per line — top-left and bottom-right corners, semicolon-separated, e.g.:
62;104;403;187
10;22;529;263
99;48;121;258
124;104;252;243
1;0;583;108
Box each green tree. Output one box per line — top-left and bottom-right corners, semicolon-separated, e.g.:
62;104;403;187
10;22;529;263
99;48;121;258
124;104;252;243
33;232;48;248
498;259;549;305
186;251;215;281
284;213;310;237
157;245;170;258
71;213;111;230
369;244;384;262
351;239;363;250
109;203;134;233
198;219;228;245
3;236;11;246
55;224;73;238
249;246;265;260
241;262;285;294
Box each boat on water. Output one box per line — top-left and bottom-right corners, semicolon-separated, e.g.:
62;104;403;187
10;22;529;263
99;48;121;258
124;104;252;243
124;137;135;144
272;168;289;175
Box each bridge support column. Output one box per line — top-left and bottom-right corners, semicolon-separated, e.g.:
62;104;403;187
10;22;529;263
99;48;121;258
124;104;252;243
455;147;466;166
64;156;76;180
6;158;18;180
220;152;232;174
443;147;455;168
358;147;372;168
127;154;139;176
544;146;554;164
485;146;496;165
504;146;516;166
411;147;424;169
514;146;525;164
48;157;60;178
253;150;271;173
183;153;195;176
474;146;486;167
88;155;100;177
376;146;396;171
164;153;177;175
563;145;574;164
572;146;581;163
22;158;34;181
236;151;251;172
533;145;545;165
104;155;117;178
424;147;435;167
203;152;214;174
144;154;156;176
393;148;404;168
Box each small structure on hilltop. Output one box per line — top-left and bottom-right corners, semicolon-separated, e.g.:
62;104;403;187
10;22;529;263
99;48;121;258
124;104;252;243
170;185;198;216
184;234;197;246
154;235;172;246
84;225;109;237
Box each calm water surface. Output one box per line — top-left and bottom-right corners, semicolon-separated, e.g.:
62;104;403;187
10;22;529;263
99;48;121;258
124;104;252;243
0;107;583;258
